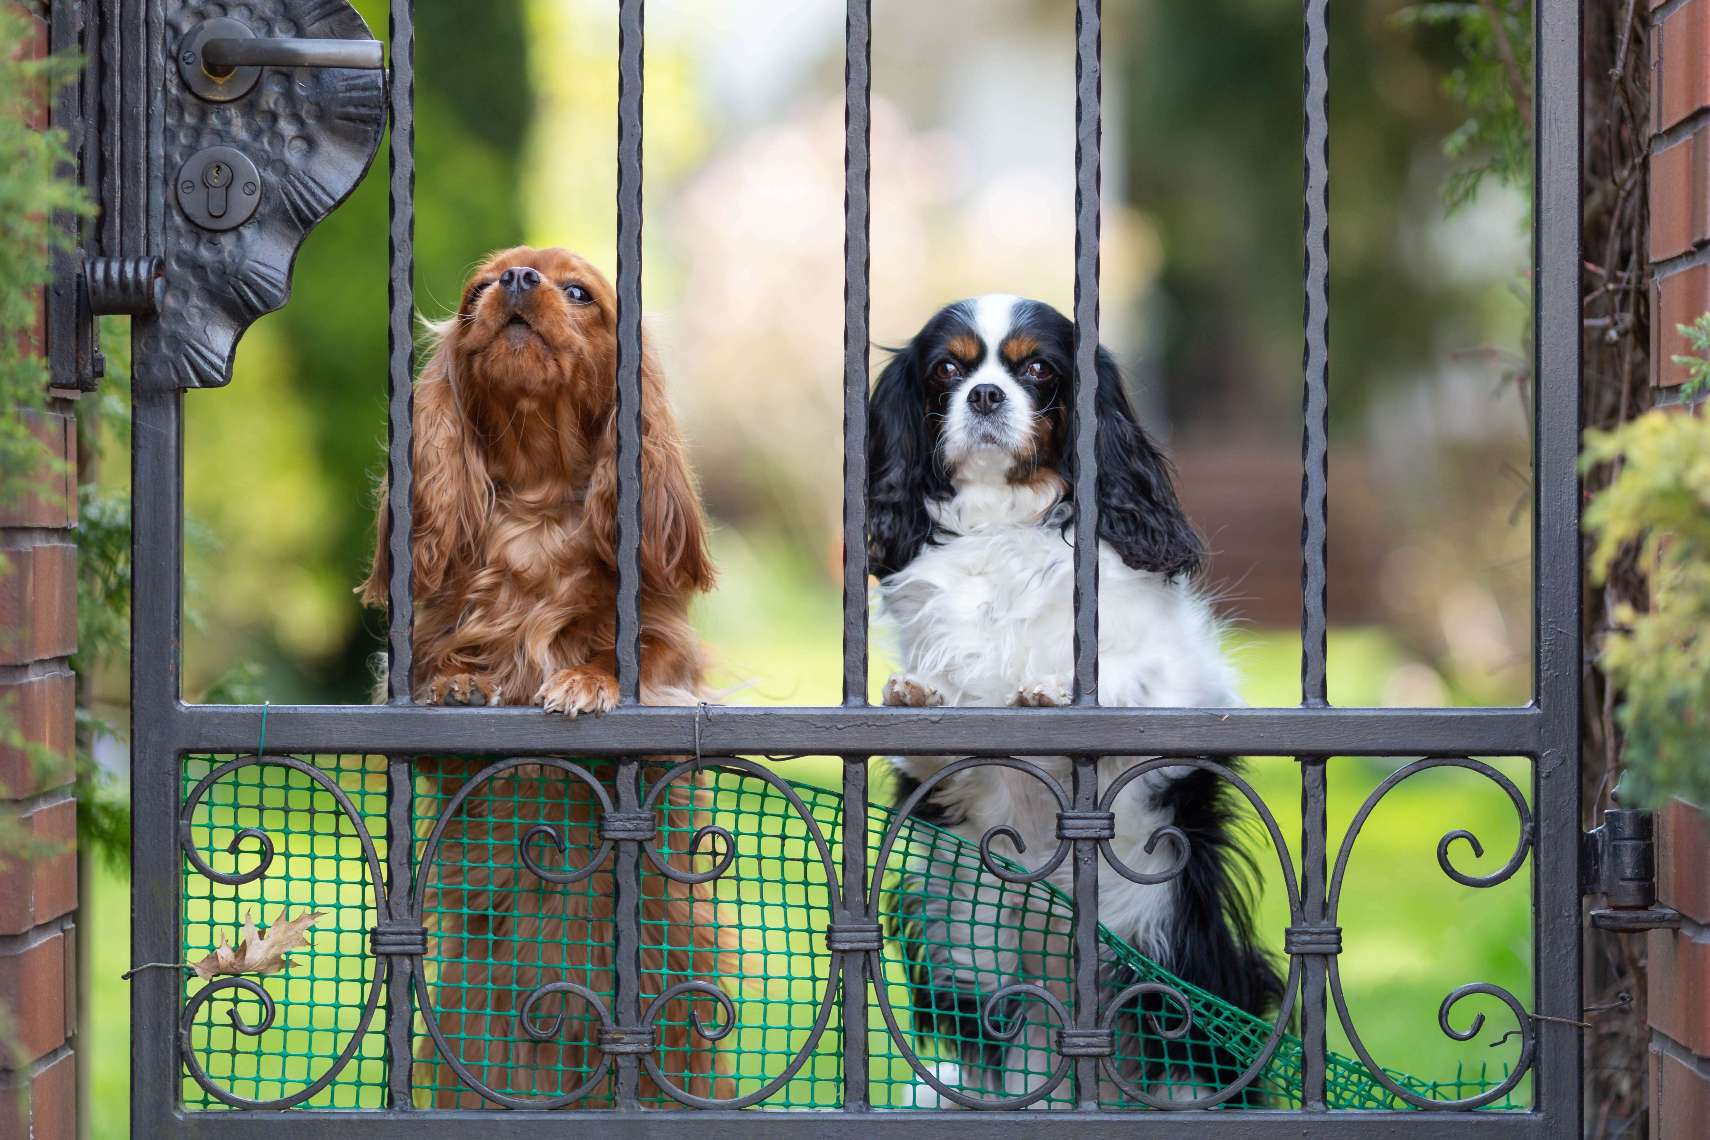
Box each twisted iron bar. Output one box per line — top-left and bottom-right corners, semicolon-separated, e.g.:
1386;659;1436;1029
177;754;389;1109
1325;756;1536;1109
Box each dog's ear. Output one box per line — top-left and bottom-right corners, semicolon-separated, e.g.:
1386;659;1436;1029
867;345;943;578
585;340;716;596
404;332;492;599
1078;347;1203;578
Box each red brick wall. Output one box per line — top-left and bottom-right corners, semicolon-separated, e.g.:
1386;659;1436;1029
0;7;79;1139
1647;3;1710;1134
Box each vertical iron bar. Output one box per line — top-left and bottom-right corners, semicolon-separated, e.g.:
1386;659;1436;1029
130;1;173;1130
1300;0;1330;710
614;0;646;702
1070;0;1101;706
612;758;644;1109
842;0;873;708
612;1;648;1108
1069;756;1101;1109
385;0;416;704
1298;0;1332;1111
384;757;414;1109
1533;0;1582;1129
840;757;870;1110
1298;756;1328;1109
1071;0;1103;1111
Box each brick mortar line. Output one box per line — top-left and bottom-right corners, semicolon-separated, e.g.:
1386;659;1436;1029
0;787;75;815
1653;1028;1710;1075
1651;105;1710;154
0;528;77;550
0;662;74;687
1652;240;1710;282
0;913;73;957
0;1042;73;1084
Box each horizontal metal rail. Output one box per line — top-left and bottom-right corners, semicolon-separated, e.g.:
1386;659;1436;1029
171;701;1543;758
171;1109;1563;1138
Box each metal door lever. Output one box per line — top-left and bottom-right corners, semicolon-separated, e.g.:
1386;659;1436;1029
179;16;382;102
201;36;382;75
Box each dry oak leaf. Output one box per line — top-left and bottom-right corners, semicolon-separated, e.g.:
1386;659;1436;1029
192;909;326;980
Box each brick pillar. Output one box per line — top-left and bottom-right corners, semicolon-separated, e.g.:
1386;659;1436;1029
1647;3;1710;1136
0;7;79;1140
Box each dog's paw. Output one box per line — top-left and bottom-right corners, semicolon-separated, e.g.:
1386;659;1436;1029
883;673;945;708
1010;679;1071;708
423;672;501;706
536;666;621;717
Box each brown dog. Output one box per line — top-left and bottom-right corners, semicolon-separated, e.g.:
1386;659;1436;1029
362;246;732;1106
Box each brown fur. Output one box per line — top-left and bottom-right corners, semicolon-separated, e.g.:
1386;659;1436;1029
998;332;1039;365
360;247;733;1105
945;333;981;365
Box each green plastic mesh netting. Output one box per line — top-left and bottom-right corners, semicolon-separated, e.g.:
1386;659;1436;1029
179;753;1519;1111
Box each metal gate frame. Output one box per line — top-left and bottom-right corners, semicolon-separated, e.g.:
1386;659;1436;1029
69;0;1585;1133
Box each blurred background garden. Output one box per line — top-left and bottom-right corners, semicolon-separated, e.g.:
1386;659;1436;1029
76;0;1539;1132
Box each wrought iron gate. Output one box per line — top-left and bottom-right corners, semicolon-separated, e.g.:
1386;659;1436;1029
54;0;1588;1133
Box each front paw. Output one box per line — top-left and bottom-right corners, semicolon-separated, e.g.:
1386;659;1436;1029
883;673;944;708
536;666;620;717
1010;679;1071;708
422;672;501;706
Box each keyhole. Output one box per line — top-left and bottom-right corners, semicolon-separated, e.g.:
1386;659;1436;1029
203;161;230;218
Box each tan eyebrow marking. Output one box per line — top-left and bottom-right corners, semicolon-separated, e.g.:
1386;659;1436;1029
1000;334;1040;365
946;334;981;363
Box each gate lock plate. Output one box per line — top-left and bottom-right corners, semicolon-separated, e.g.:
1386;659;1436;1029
175;146;261;232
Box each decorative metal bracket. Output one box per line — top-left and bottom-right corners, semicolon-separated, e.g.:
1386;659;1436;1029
138;0;386;390
1583;808;1683;932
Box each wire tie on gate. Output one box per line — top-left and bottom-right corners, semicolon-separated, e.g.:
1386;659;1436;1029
598;1025;658;1056
824;920;883;953
255;699;270;756
1487;992;1630;1049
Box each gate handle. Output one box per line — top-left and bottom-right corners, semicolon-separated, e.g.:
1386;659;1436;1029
178;16;381;102
201;37;382;75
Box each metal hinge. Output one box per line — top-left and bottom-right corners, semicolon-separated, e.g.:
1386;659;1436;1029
1582;808;1683;932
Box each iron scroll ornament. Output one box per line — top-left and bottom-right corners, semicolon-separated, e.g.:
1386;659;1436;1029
142;0;386;389
177;755;389;1109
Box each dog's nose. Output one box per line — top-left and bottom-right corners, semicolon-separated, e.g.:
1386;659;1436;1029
967;383;1007;415
499;266;542;295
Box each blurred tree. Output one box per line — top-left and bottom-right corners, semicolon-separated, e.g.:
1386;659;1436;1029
1117;0;1479;431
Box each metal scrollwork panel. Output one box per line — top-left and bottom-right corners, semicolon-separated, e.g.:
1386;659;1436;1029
1326;757;1536;1110
178;753;389;1110
408;756;843;1110
145;0;385;388
1091;757;1303;1110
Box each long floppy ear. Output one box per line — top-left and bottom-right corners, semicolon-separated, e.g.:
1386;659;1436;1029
401;335;491;599
585;343;716;596
1080;347;1204;578
866;344;946;578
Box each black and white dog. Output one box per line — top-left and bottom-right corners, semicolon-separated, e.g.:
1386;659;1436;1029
868;295;1280;1103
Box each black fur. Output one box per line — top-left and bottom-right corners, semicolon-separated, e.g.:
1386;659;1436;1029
866;298;1204;580
1108;759;1283;1104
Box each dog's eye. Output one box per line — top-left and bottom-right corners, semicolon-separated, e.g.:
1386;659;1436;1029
933;360;961;381
1023;360;1054;381
463;281;492;310
561;282;593;305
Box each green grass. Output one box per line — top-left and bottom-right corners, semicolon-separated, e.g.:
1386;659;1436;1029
93;535;1532;1127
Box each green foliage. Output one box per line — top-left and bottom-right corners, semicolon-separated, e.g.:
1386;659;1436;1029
1673;312;1710;403
0;7;90;499
1398;1;1534;209
1582;397;1710;809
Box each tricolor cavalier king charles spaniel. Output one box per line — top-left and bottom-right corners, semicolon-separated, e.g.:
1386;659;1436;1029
869;295;1281;1102
362;247;732;1105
